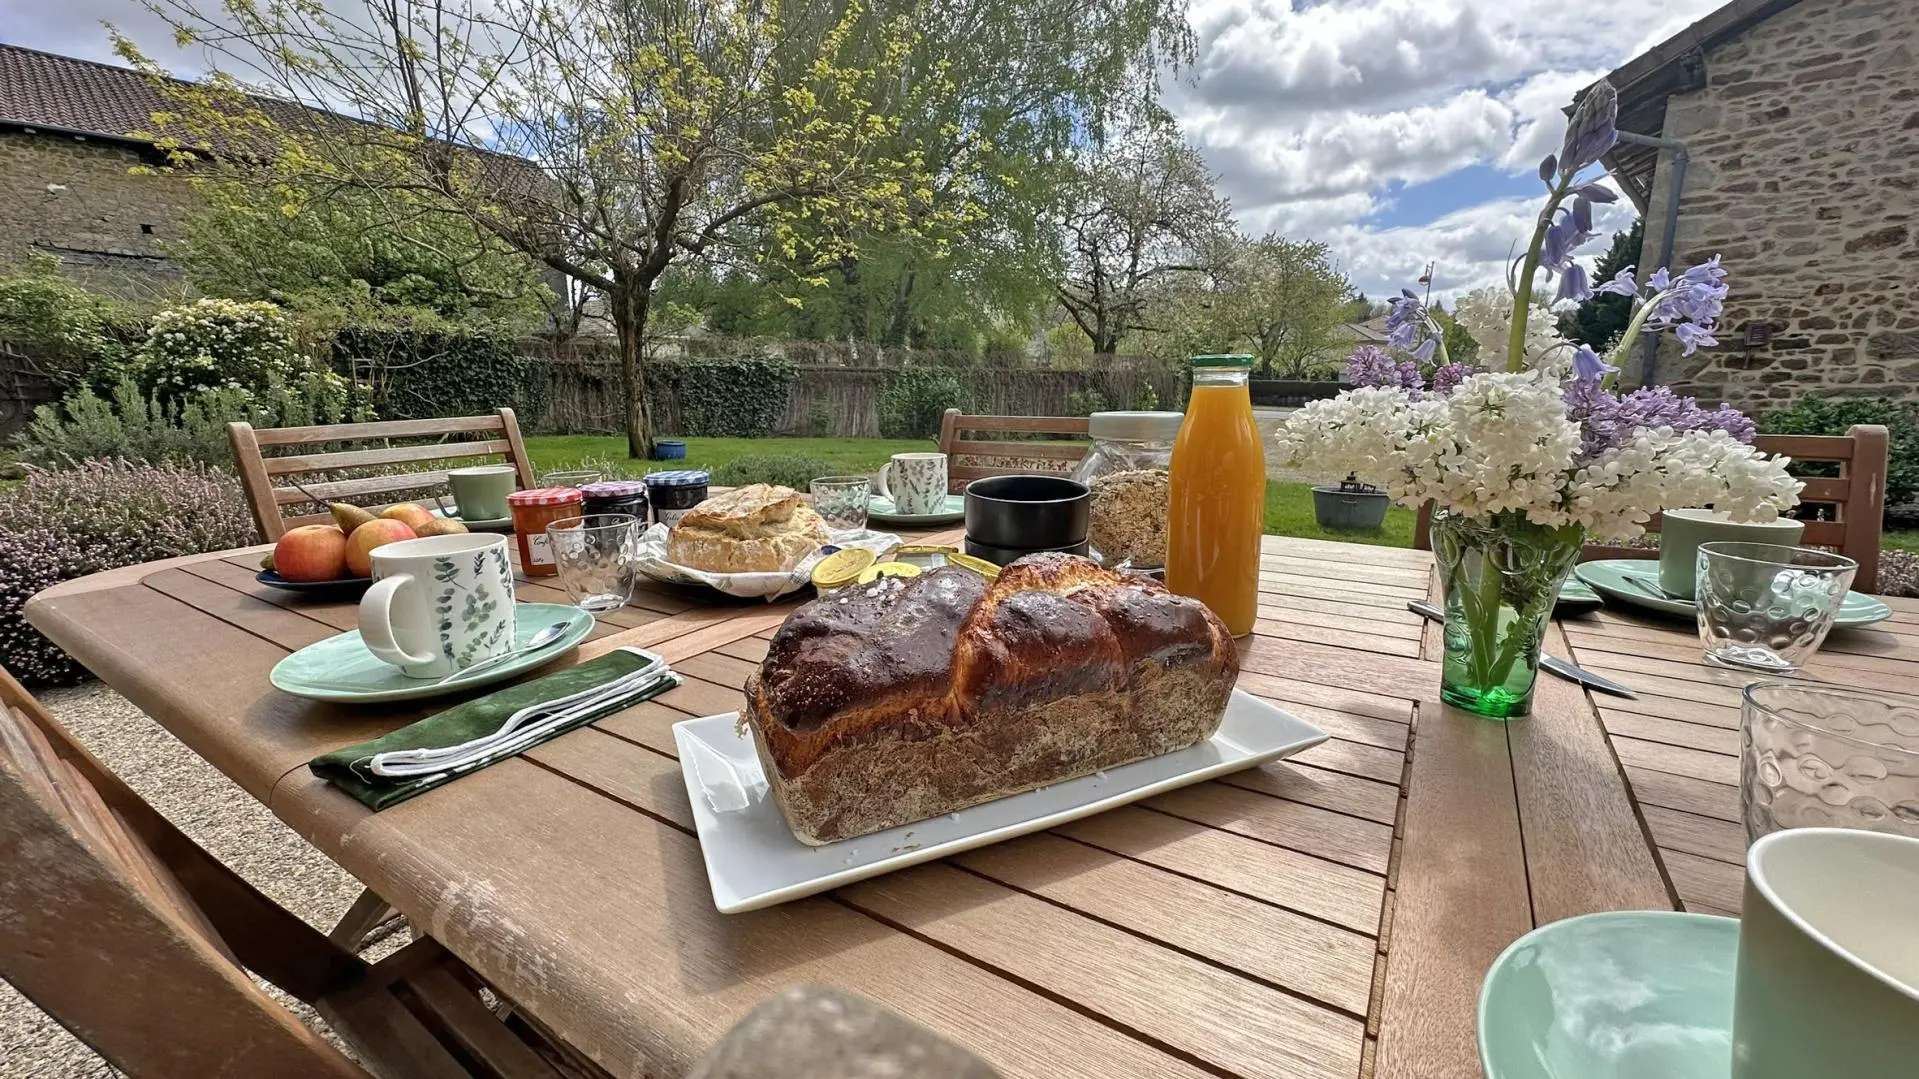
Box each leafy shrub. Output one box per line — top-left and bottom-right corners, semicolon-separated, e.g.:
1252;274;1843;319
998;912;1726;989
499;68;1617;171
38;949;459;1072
132;298;305;398
1131;382;1160;411
14;374;362;470
1758;396;1919;510
879;366;972;439
335;326;543;421
1066;388;1109;416
0;254;146;388
806;401;835;437
0;459;258;685
652;356;797;438
709;455;835;490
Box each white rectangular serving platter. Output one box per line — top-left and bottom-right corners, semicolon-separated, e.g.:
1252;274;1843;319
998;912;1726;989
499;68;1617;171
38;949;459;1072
673;689;1328;913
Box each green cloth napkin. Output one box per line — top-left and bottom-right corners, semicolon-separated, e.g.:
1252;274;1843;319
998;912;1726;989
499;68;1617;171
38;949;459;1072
310;648;679;810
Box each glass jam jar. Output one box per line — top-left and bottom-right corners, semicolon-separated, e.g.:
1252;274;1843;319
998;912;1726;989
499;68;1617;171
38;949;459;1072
643;470;711;528
1070;410;1183;570
507;487;584;577
579;480;649;520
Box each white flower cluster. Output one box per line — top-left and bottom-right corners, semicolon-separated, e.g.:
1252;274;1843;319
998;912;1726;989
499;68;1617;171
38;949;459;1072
1455;287;1571;374
1275;370;1802;540
139;298;302;393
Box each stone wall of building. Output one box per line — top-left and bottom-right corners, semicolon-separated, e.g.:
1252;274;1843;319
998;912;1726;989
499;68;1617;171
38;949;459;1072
0;130;191;298
1632;0;1917;412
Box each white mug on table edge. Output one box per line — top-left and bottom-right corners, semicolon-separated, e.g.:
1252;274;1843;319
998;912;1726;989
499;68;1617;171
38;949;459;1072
357;533;517;679
1733;828;1919;1078
874;451;949;515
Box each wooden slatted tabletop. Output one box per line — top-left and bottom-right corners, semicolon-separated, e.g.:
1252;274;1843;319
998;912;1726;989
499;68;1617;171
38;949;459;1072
24;534;1919;1078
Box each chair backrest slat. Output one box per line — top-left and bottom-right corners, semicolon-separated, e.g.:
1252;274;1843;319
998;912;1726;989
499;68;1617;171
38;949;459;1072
1412;424;1888;594
230;408;537;540
0;668;369;1078
937;409;1091;491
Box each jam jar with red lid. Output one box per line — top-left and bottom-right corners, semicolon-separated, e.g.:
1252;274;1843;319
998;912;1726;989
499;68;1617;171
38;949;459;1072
507;487;584;576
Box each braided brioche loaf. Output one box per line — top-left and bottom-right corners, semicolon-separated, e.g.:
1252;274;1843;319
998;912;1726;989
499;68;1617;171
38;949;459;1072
743;552;1239;844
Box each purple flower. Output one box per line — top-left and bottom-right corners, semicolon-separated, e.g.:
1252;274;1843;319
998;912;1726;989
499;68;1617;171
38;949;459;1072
1556;262;1593;303
1428;362;1469;397
1560;79;1619;174
1595;266;1639;296
1564;381;1757;460
1673;322;1719;355
1412;337;1438;364
1571;345;1618;382
1538;155;1557;184
1573;182;1618;203
1571;195;1594;234
1646;266;1671;291
1385;293;1427;350
1344;345;1425;395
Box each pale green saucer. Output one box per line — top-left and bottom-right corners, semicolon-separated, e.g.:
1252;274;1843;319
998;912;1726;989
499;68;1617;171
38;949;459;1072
1575;558;1893;627
868;493;965;526
270;603;594;704
1479;911;1738;1079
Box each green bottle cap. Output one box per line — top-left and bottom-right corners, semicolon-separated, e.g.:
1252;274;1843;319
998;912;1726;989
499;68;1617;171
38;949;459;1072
1189;354;1254;368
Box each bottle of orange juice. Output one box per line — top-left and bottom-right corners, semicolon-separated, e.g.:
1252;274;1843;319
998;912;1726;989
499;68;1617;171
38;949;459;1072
1168;354;1265;636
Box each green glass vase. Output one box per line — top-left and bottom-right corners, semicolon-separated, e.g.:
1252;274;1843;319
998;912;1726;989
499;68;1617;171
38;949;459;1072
1430;509;1585;719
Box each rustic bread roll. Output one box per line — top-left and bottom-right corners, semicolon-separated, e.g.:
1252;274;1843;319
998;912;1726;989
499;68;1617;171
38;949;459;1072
743;552;1238;844
666;484;830;573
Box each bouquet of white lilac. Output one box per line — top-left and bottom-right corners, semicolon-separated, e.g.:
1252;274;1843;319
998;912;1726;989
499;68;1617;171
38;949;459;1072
1276;80;1802;718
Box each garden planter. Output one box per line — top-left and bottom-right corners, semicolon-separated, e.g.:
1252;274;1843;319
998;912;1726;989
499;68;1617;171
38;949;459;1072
1311;485;1389;531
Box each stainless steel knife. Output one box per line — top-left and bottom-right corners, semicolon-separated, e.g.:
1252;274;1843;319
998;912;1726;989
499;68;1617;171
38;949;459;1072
1407;601;1639;699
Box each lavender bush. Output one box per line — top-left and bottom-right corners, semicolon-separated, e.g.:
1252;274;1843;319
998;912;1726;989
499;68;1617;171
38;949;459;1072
0;459;258;685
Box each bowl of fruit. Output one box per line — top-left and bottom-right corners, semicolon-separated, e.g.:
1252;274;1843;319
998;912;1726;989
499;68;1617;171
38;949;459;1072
257;501;472;599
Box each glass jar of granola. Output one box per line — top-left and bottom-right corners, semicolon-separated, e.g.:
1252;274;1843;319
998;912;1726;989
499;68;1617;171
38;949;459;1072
1070;411;1182;571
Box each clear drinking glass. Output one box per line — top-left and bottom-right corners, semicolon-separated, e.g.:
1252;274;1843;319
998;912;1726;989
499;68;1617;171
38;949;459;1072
539;469;603;489
1696;542;1856;673
546;513;637;612
809;475;872;531
1742;681;1919;842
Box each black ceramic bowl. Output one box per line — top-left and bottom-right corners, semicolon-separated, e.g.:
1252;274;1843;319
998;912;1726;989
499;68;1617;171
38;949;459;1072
963;475;1090;549
963;536;1091;568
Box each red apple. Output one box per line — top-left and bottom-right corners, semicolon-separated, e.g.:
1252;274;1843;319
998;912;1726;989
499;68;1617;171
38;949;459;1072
273;524;350;582
345;519;417;577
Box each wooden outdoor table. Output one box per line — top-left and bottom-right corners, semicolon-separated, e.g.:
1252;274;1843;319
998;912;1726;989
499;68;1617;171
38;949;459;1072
24;535;1919;1078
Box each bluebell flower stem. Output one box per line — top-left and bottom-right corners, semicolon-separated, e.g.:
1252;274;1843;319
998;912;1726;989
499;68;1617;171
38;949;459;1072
1508;174;1574;373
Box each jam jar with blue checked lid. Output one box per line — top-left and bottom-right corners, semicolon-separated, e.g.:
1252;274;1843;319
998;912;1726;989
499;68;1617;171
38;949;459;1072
642;470;710;528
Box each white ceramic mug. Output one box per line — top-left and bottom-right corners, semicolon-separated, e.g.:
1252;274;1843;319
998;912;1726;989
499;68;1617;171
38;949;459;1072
876;452;948;515
358;533;516;679
1732;828;1919;1078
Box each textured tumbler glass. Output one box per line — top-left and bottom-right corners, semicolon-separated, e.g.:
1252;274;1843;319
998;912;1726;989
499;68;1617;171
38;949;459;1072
809;475;872;531
546;513;637;612
538;469;603;489
1742;681;1919;843
1696;542;1855;673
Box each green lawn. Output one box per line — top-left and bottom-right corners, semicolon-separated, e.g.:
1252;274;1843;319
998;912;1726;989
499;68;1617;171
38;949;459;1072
524;435;932;481
1884;531;1919;553
527;434;1417;546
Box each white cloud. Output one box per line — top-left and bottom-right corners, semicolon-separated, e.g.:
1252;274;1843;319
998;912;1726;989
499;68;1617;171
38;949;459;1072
1170;0;1735;296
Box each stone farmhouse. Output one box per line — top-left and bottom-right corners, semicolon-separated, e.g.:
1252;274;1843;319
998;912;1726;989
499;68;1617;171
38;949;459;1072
1595;0;1918;410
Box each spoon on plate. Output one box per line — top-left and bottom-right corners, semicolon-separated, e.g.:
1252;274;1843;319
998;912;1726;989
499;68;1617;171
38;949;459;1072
435;619;578;684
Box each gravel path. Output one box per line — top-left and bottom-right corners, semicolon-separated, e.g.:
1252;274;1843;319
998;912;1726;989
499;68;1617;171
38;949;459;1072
3;682;368;1078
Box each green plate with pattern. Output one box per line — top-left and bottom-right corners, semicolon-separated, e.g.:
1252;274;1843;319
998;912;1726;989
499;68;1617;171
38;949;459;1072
1574;558;1893;627
269;603;594;704
1480;910;1738;1079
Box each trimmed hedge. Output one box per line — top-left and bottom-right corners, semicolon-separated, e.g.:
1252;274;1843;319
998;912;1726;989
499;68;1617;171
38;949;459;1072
336;326;544;421
1758;396;1919;511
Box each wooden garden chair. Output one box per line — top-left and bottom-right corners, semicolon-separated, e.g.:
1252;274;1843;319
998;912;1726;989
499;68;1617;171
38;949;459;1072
936;408;1090;492
0;664;581;1078
1411;424;1890;594
228;408;537;541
